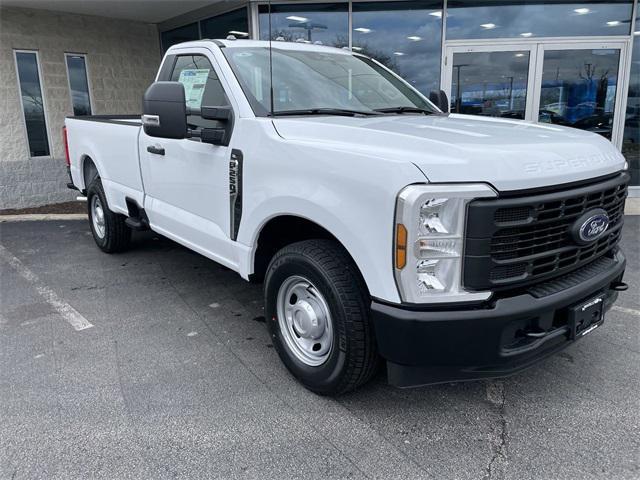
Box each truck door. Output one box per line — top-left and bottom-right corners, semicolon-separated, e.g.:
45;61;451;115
139;49;236;267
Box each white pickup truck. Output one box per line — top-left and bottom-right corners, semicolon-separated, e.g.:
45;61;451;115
64;39;629;395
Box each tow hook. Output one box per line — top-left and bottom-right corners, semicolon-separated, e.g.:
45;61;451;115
610;281;628;292
525;330;548;338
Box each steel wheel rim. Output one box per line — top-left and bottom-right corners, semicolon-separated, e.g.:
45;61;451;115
91;195;106;239
276;275;333;367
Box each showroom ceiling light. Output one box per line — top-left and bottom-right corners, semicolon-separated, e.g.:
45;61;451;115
354;27;372;33
352;46;363;51
393;52;405;56
480;23;496;29
515;53;525;57
407;36;422;41
429;11;442;18
573;8;591;15
606;20;621;26
520;32;533;37
286;16;308;22
229;31;249;36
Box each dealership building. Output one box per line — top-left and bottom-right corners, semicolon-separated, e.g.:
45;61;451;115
0;0;638;209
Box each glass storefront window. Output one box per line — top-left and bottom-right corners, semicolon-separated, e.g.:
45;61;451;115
447;1;634;39
352;1;443;94
15;51;50;157
450;50;530;118
65;54;92;116
538;48;621;141
161;23;199;53
258;3;348;47
623;12;639;186
201;8;250;39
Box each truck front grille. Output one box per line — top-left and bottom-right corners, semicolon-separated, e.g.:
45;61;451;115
463;172;629;291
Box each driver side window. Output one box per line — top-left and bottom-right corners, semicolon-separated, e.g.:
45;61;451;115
169;54;229;129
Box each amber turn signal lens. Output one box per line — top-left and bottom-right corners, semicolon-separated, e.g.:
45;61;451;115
395;223;407;269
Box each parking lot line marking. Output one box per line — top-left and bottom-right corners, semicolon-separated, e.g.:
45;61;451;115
0;244;93;331
612;306;640;317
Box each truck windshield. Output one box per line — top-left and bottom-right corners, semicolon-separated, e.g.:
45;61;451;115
222;47;437;117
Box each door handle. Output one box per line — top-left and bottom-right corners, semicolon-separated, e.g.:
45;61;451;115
147;145;165;156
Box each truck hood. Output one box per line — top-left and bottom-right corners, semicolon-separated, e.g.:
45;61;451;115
272;114;626;192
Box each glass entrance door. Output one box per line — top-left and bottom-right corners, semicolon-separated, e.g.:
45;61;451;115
445;45;536;120
443;41;628;147
533;43;624;143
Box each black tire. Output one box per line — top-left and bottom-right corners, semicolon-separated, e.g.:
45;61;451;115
264;239;379;395
86;178;131;253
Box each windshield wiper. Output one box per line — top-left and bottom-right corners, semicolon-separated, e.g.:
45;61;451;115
374;106;435;115
272;108;379;117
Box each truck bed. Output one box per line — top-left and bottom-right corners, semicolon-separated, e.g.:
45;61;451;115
66;114;145;216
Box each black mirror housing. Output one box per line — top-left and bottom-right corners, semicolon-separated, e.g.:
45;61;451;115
142;82;188;139
429;90;450;114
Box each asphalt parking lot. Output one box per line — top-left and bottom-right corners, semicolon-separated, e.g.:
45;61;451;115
1;217;638;480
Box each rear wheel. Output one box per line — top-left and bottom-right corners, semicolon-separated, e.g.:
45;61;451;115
87;178;131;253
264;239;379;395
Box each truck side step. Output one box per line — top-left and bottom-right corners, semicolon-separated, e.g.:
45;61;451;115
125;216;149;230
125;197;150;231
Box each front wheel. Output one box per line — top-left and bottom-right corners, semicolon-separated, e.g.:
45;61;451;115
264;239;379;395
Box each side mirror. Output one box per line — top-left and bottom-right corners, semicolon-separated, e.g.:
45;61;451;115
142;81;234;146
142;81;188;139
429;90;450;114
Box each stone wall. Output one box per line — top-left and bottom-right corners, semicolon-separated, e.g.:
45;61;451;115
0;7;160;209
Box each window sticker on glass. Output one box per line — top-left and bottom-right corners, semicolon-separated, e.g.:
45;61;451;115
178;69;210;108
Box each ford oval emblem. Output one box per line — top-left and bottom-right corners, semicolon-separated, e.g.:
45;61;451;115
571;209;610;245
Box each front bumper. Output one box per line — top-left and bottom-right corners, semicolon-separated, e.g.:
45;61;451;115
372;251;626;388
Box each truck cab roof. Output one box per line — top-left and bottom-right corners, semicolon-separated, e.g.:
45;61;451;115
166;39;353;55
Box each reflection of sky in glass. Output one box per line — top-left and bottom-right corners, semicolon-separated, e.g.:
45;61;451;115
16;52;50;157
201;8;249;39
352;1;443;94
66;55;92;116
447;1;633;39
258;3;349;47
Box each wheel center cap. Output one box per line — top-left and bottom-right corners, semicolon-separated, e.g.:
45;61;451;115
292;299;325;339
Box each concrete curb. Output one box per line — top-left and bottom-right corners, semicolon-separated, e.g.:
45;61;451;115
0;214;87;222
625;198;640;215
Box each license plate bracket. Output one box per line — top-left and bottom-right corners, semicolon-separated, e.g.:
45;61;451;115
568;294;605;339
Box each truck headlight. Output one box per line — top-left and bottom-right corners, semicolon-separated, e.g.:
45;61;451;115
394;184;497;304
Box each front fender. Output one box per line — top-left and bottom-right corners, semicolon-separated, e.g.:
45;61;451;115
235;138;427;302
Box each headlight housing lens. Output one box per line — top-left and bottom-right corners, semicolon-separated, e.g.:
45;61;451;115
394;184;496;303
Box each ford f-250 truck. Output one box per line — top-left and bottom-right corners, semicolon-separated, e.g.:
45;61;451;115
64;39;629;395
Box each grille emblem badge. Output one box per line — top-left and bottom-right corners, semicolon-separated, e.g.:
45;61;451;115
571;209;610;245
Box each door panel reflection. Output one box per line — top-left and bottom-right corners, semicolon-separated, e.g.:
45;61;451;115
539;49;621;140
450;51;530;119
